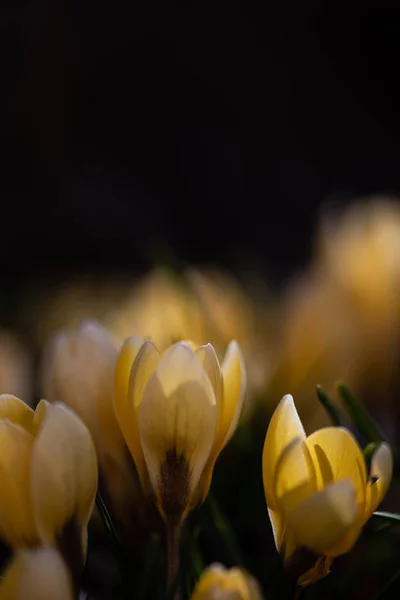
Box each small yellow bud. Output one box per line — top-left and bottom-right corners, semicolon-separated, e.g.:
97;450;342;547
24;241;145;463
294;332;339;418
262;395;393;585
191;564;263;600
114;339;246;521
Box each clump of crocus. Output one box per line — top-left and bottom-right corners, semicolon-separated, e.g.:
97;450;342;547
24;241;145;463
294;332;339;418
262;394;393;586
191;563;263;600
114;338;246;592
0;394;97;587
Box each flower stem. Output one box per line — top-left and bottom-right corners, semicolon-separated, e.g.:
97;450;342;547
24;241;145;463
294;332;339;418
165;520;182;600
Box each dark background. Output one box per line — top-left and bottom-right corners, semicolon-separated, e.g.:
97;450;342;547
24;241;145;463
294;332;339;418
2;0;400;292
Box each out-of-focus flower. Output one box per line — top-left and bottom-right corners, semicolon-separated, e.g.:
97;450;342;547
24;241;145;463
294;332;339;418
317;199;400;394
269;272;356;430
114;339;246;522
191;563;263;600
262;395;392;586
41;321;143;532
0;547;73;600
108;269;206;350
0;331;32;406
0;394;97;563
108;267;268;415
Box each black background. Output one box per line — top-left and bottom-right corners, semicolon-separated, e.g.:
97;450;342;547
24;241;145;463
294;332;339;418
2;0;400;290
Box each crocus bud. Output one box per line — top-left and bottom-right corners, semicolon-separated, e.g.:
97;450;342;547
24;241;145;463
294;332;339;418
0;394;97;568
114;339;246;522
262;394;393;585
41;321;142;532
191;563;263;600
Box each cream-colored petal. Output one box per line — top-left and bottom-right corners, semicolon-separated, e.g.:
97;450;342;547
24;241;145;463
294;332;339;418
0;548;73;600
130;340;161;410
113;337;148;486
274;438;317;517
262;395;306;510
0;422;36;546
43;322;122;449
194;344;225;502
195;344;222;405
138;343;217;508
31;401;98;549
0;395;35;434
125;340;161;488
287;480;358;555
304;427;367;511
365;442;393;518
268;508;285;552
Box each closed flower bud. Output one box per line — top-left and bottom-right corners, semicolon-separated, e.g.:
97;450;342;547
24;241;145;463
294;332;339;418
262;395;393;585
41;321;142;531
0;394;97;566
0;547;73;600
191;563;263;600
114;339;246;522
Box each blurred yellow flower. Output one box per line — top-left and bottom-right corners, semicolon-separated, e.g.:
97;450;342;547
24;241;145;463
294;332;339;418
0;547;73;600
191;563;263;600
317;199;400;394
270;272;356;430
0;394;97;560
262;395;392;586
108;269;206;350
114;338;246;522
41;321;142;530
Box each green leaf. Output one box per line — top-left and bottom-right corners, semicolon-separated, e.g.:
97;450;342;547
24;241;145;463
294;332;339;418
95;492;131;599
316;385;345;426
337;383;384;444
365;511;400;534
207;493;245;567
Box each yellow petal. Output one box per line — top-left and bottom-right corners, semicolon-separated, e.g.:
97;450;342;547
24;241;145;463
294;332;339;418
287;480;358;555
219;341;246;446
0;395;35;434
0;421;36;546
268;508;285;552
323;521;363;557
31;401;98;551
365;442;393;518
0;548;73;600
191;563;263;600
304;427;367;511
274;438;317;517
194;344;225;502
262;395;306;509
126;339;161;488
138;343;217;509
113;336;148;487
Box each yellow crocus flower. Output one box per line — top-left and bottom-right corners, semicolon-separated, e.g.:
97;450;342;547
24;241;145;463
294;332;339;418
41;321;142;530
0;547;73;600
262;394;393;586
191;563;263;600
0;394;97;560
114;339;246;521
